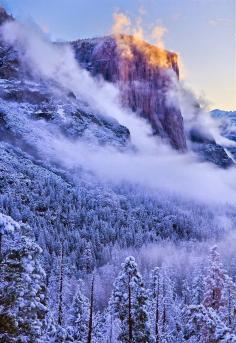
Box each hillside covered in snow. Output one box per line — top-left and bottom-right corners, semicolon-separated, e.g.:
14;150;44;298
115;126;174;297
0;6;236;343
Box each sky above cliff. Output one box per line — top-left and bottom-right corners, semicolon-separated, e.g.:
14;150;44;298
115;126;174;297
2;0;235;110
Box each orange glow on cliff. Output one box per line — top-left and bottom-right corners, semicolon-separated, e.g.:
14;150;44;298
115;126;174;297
112;12;175;70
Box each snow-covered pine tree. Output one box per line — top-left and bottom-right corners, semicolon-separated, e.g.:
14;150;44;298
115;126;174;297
203;245;236;330
0;213;47;343
110;256;152;343
183;304;236;343
183;246;236;342
43;312;57;343
86;274;95;343
148;267;161;343
0;212;16;259
190;263;204;306
148;266;182;343
182;278;192;306
92;311;107;343
58;243;65;329
203;246;228;311
69;283;89;342
0;213;20;341
221;275;236;333
100;303;120;343
80;242;95;273
55;243;74;343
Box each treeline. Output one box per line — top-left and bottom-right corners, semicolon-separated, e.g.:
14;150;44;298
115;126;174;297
1;213;236;343
1;144;234;278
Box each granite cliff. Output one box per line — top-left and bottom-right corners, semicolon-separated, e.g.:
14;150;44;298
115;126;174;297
0;6;233;167
72;35;187;151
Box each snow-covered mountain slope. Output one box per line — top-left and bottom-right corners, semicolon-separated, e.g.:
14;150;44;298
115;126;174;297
211;109;236;160
0;6;234;257
211;109;236;120
0;76;234;285
0;6;236;342
211;109;236;144
1;139;234;257
0;6;232;167
0;78;130;150
188;125;234;168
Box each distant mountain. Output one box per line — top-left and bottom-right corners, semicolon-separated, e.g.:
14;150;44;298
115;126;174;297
211;109;236;119
211;109;236;159
211;109;236;137
0;6;236;342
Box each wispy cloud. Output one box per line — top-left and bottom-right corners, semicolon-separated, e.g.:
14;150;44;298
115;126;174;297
209;17;232;27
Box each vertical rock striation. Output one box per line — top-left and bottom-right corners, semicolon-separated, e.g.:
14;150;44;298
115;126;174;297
72;35;187;151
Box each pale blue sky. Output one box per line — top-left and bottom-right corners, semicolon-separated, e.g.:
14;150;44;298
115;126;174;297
2;0;235;110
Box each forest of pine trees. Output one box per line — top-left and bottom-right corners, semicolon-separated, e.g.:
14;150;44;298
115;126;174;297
0;213;236;343
0;4;235;341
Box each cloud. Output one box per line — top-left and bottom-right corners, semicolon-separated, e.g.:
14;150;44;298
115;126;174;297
43;133;236;205
1;20;158;154
112;12;131;35
1;19;236;209
111;11;173;70
150;25;167;50
209;17;232;26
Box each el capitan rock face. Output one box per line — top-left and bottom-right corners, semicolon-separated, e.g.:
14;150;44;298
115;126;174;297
72;35;187;151
0;6;231;166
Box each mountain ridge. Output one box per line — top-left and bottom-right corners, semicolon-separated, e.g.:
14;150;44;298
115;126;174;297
0;6;236;342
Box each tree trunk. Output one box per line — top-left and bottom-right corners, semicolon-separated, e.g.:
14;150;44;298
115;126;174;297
0;232;2;261
228;286;232;327
162;277;167;337
109;313;113;343
87;275;94;343
155;273;160;343
128;274;133;343
58;244;64;327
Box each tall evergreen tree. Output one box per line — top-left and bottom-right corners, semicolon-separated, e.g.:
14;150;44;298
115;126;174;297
190;263;204;306
148;266;182;343
182;279;192;306
221;275;236;333
80;242;95;273
148;267;161;343
87;274;95;343
111;256;152;343
58;244;65;329
0;213;47;343
203;245;236;329
203;246;228;311
183;304;236;343
70;284;89;342
184;246;236;342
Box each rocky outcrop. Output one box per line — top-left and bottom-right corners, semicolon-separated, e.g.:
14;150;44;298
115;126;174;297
0;79;130;151
211;109;236;161
0;6;12;25
0;6;232;168
0;8;130;151
0;7;19;79
189;128;233;168
72;35;187;151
